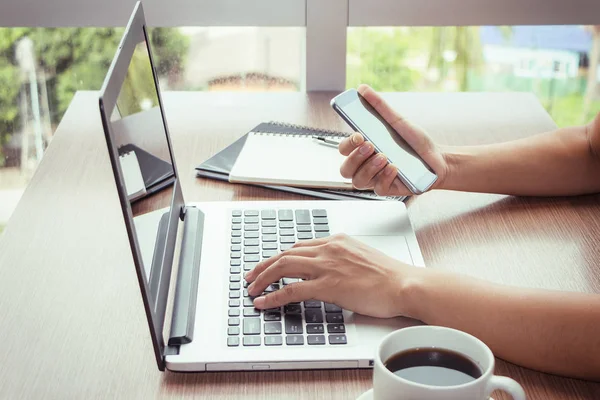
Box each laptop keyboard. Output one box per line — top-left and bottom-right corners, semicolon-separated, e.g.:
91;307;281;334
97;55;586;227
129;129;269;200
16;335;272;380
227;208;348;347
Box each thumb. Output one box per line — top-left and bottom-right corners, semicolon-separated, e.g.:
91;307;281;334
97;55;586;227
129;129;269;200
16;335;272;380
357;84;434;156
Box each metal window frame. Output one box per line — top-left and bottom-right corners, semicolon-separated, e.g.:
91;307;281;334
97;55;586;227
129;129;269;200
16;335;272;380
1;0;599;91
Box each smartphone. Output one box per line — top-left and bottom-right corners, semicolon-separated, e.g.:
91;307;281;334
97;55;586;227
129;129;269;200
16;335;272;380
330;88;437;194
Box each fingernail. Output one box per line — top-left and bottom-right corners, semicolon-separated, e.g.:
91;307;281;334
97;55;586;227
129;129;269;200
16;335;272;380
385;165;395;176
373;155;385;167
359;143;371;155
253;296;265;308
351;134;361;146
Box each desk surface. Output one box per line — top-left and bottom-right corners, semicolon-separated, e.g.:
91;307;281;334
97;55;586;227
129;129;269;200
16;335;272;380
1;91;599;399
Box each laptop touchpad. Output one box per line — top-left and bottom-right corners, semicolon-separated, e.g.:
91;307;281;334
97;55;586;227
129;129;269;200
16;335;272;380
349;235;414;265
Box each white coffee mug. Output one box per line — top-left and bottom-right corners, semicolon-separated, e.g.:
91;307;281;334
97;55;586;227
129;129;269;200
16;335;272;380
373;326;526;400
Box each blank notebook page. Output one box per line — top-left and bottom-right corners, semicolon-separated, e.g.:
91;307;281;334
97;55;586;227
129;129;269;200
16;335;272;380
229;132;353;189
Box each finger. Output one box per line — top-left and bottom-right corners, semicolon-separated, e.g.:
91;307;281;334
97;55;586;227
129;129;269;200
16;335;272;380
290;236;331;249
339;142;375;179
358;84;432;155
352;153;388;190
253;281;318;309
244;246;317;283
373;163;401;196
248;255;318;297
338;132;365;156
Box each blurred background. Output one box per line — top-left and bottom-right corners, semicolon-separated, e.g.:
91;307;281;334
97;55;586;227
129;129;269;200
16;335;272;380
0;24;599;234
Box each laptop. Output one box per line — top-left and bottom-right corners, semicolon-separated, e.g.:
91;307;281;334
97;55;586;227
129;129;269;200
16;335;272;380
99;1;425;372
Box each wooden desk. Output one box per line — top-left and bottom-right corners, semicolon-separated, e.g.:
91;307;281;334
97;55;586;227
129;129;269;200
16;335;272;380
1;91;599;399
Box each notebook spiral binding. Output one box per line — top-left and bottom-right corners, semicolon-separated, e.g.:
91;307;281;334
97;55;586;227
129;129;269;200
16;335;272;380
253;120;350;138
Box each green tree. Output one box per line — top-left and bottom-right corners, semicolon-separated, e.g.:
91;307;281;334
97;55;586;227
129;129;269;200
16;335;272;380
0;27;189;166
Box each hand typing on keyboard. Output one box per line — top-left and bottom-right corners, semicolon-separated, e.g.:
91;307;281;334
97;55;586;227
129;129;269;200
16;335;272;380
245;233;425;319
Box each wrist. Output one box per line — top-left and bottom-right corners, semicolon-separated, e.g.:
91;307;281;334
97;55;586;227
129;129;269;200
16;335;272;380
393;265;431;321
438;146;472;192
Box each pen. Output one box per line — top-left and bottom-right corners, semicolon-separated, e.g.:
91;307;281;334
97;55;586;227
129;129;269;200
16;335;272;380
312;136;341;148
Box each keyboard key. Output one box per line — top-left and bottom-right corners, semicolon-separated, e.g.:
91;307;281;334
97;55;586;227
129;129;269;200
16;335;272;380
244;263;258;272
262;220;277;227
228;318;240;326
228;309;240;317
229;291;240;299
265;307;281;313
282;277;299;285
243;298;255;307
327;324;346;333
229;299;240;307
279;229;295;236
329;334;347;345
279;221;294;229
284;304;301;314
231;237;242;244
244;308;261;317
227;337;240;347
297;232;313;240
265;336;283;346
244;254;260;262
244;210;259;217
244;224;259;231
230;259;241;266
244;238;259;246
285;314;303;334
312;209;327;217
305;309;324;323
230;252;241;259
324;303;342;313
280;236;295;244
296;225;312;232
244;231;259;239
243;336;261;346
243;318;261;335
264;312;281;321
230;266;241;274
295;210;311;225
308;335;326;345
264;322;282;334
307;324;325;334
231;244;242;252
262;234;277;242
314;225;329;232
286;335;304;345
244;216;259;224
231;231;242;238
326;314;344;323
261;209;277;220
231;224;241;231
229;282;241;290
230;275;241;282
304;300;322;308
244;246;259;254
280;244;294;251
228;326;240;335
231;217;242;224
264;283;280;293
232;210;242;217
313;217;329;225
262;242;278;250
243;280;250;288
262;227;277;235
262;250;278;258
278;209;294;221
243;289;250;297
315;232;329;239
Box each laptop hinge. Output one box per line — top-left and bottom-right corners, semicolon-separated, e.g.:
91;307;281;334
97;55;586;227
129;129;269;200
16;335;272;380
167;206;204;346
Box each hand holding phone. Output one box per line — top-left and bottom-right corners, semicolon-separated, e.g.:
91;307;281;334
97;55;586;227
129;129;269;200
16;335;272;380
331;85;447;195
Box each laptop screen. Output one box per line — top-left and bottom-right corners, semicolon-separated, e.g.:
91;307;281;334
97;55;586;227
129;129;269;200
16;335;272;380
106;31;176;285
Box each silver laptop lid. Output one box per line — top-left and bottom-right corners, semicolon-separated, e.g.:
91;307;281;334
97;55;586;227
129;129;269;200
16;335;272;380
99;1;190;370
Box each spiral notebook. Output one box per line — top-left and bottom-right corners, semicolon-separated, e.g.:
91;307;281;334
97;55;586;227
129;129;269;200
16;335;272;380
195;121;406;202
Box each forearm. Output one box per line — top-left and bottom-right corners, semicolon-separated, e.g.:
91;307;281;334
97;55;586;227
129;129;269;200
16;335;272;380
440;117;600;196
402;269;600;381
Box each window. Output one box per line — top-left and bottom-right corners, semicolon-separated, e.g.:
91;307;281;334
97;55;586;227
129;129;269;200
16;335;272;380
347;25;600;128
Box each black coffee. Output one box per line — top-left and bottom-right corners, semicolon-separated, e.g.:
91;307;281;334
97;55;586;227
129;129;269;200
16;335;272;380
384;348;483;387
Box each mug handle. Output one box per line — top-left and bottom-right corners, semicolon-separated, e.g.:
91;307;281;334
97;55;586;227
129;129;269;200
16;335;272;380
487;376;526;400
